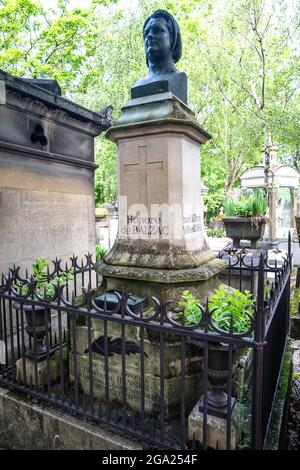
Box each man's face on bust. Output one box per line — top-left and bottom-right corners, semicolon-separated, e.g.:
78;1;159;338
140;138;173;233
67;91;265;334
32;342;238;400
144;17;172;63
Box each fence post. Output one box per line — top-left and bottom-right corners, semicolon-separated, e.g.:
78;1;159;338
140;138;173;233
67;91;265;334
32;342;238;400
251;253;265;449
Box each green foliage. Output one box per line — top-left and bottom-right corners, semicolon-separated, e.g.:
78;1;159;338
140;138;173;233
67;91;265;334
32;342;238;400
224;190;267;217
233;382;252;449
204;191;225;222
96;244;107;262
178;290;201;324
206;227;225;238
15;257;74;299
264;279;271;300
290;287;300;317
178;286;254;334
209;285;254;334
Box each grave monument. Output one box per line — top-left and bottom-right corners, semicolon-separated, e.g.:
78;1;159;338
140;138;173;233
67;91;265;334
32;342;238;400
96;9;226;303
72;10;228;421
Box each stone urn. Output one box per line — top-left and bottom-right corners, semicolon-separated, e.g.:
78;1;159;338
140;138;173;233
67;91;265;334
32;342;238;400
206;343;236;410
223;216;267;248
13;302;50;361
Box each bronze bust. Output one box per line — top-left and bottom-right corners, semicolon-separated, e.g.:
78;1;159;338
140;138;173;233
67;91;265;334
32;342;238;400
131;10;187;104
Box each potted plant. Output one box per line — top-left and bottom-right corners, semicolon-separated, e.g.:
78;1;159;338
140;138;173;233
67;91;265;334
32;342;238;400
13;257;74;360
178;286;254;410
223;189;268;248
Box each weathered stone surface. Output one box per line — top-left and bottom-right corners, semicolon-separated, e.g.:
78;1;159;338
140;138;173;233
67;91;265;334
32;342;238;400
0;70;109;274
16;356;60;387
188;399;237;450
72;325;202;378
0;386;146;449
114;93;199;127
70;352;202;418
98;270;227;305
97;256;225;281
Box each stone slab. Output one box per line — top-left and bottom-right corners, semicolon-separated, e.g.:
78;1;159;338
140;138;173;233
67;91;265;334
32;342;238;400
70;352;202;419
0;386;146;449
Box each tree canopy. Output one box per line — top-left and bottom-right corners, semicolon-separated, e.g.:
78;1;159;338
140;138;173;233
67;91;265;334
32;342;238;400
1;0;300;217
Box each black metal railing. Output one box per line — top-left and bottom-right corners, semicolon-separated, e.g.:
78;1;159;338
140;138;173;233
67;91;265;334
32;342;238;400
0;239;292;450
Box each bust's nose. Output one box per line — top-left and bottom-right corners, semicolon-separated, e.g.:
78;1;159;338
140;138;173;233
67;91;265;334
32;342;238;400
147;28;155;40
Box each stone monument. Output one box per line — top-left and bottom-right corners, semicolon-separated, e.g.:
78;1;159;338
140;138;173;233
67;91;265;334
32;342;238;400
69;10;229;422
96;9;226;303
0;70;111;274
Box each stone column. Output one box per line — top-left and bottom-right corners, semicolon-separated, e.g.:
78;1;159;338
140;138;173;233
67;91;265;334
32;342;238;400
268;186;278;246
96;93;226;303
291;188;298;230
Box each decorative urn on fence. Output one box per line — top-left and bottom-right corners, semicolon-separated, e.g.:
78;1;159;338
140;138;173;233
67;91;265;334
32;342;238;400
12;257;73;362
12;301;51;360
179;286;254;413
222;190;268;248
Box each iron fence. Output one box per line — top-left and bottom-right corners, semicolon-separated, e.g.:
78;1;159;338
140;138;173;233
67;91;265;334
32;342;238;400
0;239;292;450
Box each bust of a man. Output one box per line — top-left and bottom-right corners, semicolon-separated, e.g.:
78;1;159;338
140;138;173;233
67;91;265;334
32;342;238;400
131;10;187;104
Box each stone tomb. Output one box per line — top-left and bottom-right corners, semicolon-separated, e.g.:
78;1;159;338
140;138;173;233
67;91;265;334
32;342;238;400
0;70;111;274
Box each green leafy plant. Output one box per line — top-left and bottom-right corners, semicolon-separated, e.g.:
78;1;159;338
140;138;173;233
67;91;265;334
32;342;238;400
15;257;74;299
264;279;271;300
290;287;300;316
206;227;225;238
96;244;107;262
209;285;254;334
178;290;202;324
224;189;267;218
178;286;254;334
233;382;252;449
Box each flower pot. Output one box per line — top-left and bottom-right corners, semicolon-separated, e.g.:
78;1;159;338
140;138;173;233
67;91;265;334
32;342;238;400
13;302;50;361
206;343;236;409
223;216;267;249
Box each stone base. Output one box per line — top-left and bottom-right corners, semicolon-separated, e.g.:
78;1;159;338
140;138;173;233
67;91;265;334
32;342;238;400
187;399;237;450
0;386;146;450
70;352;202;419
96;258;226;304
16;356;60;387
70;324;203;419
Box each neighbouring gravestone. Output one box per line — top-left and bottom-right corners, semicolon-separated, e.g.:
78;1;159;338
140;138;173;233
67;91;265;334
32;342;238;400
0;70;111;275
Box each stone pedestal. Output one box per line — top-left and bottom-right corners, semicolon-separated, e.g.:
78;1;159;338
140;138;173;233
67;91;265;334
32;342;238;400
92;92;227;420
187;399;237;450
16;356;59;388
95;92;226;303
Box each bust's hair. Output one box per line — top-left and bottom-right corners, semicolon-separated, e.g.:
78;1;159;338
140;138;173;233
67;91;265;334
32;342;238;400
143;10;182;64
